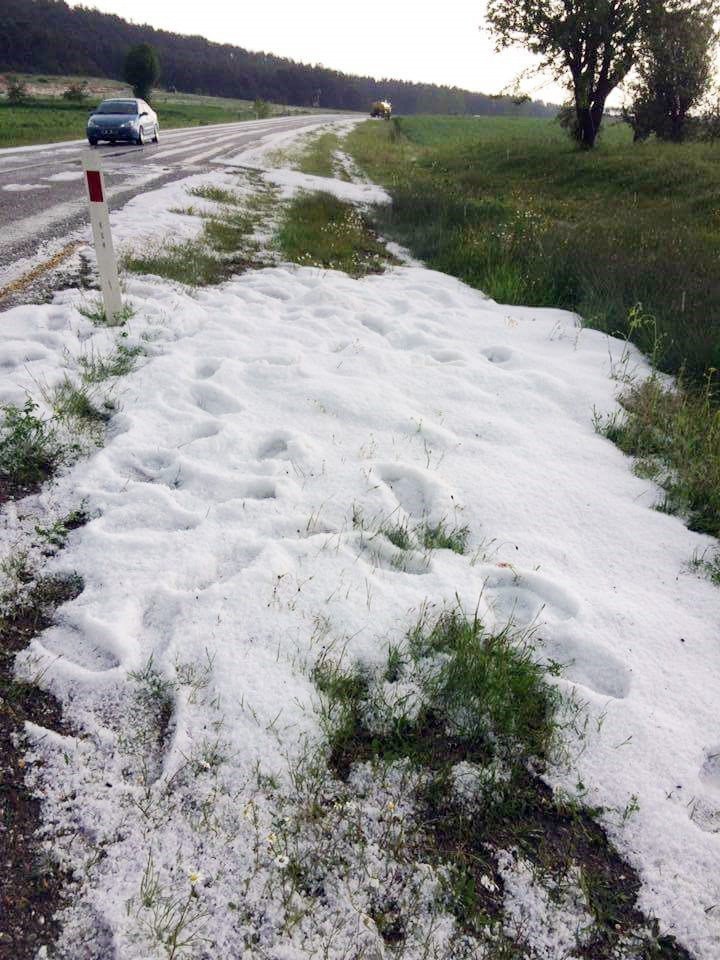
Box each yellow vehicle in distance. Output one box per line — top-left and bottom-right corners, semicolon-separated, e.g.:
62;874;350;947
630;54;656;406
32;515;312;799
370;99;392;119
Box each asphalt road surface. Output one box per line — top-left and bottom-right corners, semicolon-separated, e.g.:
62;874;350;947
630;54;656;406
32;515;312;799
0;113;355;298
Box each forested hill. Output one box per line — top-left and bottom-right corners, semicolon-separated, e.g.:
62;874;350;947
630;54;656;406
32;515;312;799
2;0;556;116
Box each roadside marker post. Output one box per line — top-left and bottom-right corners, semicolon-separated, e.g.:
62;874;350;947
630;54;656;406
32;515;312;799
81;149;123;323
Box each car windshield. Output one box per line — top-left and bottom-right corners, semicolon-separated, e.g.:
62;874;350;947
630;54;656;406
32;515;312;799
95;101;138;115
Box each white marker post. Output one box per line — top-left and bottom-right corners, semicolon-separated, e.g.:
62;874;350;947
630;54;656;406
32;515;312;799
81;149;123;323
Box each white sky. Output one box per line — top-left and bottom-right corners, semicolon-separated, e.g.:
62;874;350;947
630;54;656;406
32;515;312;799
68;0;567;103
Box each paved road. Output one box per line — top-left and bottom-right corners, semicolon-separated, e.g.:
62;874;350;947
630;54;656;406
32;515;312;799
0;113;354;297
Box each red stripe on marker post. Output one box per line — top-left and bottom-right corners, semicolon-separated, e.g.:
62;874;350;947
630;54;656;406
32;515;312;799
86;169;104;203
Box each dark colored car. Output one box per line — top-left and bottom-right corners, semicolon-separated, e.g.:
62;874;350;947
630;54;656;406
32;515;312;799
87;98;159;146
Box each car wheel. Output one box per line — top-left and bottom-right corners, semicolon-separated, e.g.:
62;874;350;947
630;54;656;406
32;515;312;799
136;126;145;146
88;137;98;146
152;124;159;144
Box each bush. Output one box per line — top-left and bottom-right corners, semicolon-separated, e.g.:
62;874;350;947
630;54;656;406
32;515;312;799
5;76;29;104
62;81;88;102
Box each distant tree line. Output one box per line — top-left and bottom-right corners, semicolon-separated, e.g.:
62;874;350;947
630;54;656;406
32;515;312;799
1;0;556;117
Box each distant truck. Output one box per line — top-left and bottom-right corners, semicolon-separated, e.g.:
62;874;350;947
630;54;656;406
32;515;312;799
370;99;392;120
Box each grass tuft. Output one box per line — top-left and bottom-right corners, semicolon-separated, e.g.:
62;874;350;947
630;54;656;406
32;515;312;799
418;520;469;554
51;376;115;424
188;185;242;205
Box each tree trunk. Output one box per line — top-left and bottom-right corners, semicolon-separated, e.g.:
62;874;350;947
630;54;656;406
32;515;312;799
577;106;598;148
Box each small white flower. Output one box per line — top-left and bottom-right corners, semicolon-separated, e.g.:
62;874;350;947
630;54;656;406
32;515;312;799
188;869;203;886
479;874;497;893
274;854;290;869
368;875;381;890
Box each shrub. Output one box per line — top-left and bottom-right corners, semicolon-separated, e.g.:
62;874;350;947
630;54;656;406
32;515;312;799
62;81;88;102
5;76;29;104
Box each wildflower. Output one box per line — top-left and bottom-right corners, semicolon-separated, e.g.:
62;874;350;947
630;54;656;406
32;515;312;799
368;875;381;889
188;869;203;886
274;854;290;869
386;800;396;813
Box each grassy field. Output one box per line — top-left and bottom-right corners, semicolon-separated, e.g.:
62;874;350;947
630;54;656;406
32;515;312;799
0;74;318;148
345;116;720;546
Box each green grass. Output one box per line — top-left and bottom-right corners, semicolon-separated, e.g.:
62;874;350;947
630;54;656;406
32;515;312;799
50;376;115;425
277;191;397;277
346;116;720;385
596;373;720;536
296;131;348;179
124;241;228;287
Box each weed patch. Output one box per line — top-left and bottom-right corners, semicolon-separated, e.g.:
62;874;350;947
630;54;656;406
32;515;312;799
0;399;64;501
304;607;692;958
595;374;720;537
277;191;398;278
296;130;348;179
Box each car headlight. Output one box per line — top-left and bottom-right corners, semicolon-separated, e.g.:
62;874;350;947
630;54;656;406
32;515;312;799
120;120;138;129
88;118;98;126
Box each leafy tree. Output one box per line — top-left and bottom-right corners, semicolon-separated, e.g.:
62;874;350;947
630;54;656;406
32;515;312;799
486;0;653;147
626;1;717;141
253;97;271;118
124;43;160;101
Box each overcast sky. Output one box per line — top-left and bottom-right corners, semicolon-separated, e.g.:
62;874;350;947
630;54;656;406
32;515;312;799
68;0;570;103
